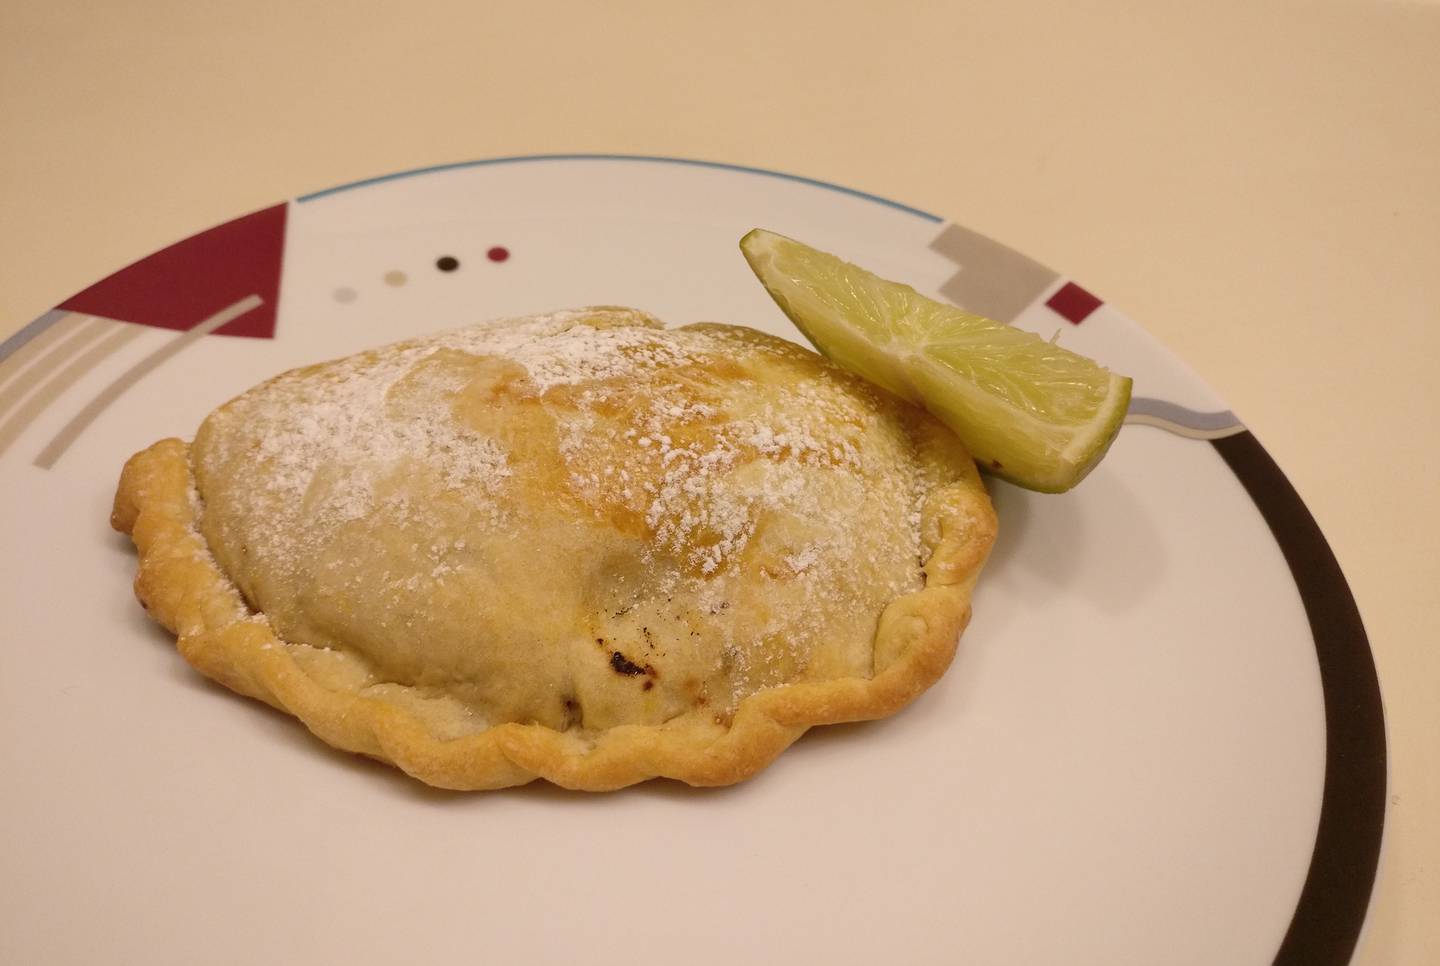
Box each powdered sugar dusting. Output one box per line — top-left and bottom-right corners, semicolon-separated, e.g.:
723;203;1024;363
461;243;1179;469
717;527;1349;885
197;309;680;565
190;308;952;719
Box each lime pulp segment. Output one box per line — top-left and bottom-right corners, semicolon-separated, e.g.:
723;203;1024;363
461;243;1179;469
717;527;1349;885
739;228;1132;492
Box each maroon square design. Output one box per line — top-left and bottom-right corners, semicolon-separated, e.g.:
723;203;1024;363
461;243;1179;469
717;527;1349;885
1045;281;1103;324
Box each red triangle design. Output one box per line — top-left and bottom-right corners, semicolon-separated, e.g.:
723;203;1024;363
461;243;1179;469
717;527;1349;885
59;203;286;339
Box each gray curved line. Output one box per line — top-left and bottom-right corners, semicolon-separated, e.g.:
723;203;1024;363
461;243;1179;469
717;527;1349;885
0;309;71;365
0;325;143;460
1125;412;1247;441
34;295;263;470
0;316;106;413
1125;396;1245;439
0;312;85;391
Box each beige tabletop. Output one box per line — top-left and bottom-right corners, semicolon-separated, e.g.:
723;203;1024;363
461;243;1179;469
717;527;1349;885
3;1;1435;962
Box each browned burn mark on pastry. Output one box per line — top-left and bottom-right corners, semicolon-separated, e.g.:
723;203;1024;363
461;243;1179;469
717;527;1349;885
609;651;647;676
597;636;659;682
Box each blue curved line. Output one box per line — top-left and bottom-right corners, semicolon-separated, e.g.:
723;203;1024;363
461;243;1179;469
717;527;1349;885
295;153;943;222
0;309;69;366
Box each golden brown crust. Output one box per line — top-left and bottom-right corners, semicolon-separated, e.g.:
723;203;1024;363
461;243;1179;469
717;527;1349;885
112;308;998;791
113;432;995;791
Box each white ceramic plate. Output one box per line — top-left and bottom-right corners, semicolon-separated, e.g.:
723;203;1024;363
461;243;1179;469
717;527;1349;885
0;156;1384;966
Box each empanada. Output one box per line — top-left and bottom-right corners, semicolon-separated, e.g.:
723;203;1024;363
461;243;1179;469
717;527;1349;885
113;307;996;790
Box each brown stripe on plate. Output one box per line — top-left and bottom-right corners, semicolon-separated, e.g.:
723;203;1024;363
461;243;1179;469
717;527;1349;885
1210;431;1386;966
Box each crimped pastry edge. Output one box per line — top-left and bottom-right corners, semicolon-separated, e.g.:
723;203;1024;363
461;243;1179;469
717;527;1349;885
112;435;995;791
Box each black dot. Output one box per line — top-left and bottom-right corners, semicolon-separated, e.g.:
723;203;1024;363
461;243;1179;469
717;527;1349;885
435;256;460;272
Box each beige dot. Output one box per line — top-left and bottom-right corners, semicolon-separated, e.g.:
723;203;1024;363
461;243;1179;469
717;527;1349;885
333;287;357;303
383;270;408;287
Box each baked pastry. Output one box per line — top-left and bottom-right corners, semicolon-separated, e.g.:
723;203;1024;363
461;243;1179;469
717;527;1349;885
112;307;996;790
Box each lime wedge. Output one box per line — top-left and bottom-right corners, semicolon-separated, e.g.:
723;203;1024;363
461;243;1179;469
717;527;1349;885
740;228;1131;493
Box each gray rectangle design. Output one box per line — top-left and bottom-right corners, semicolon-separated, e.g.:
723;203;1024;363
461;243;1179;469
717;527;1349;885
930;223;1059;322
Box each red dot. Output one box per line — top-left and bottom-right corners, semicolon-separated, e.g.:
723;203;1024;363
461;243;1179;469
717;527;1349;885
487;246;510;263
